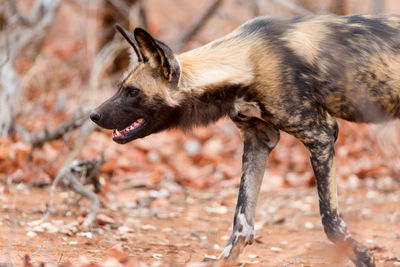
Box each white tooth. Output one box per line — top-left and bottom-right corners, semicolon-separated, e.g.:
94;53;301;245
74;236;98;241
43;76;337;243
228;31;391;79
116;129;121;136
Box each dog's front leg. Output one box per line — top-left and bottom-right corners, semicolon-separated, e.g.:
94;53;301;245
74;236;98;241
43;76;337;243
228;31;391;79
220;119;280;263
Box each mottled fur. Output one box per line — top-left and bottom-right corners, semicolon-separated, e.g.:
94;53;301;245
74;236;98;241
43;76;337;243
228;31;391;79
90;15;400;267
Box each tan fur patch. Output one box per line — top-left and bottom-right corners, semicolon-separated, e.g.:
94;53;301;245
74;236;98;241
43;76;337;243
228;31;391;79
329;157;338;210
281;19;330;66
177;35;255;91
370;53;400;93
385;16;400;28
247;41;285;121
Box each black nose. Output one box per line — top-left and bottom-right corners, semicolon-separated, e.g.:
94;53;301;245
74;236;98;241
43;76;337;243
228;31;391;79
90;113;101;123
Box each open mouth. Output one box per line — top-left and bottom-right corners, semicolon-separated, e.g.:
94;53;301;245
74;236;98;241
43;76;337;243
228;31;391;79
112;118;146;142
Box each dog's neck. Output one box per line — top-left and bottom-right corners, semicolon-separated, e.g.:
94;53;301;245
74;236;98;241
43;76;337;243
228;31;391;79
169;40;254;128
177;41;254;92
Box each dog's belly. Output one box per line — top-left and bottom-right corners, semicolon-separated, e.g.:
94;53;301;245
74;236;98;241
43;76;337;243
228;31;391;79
323;86;400;123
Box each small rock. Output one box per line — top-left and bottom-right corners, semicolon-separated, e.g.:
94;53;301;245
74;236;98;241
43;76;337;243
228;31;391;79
204;205;228;214
147;149;160;163
365;239;375;244
152;253;163;259
103;257;124;267
203;254;216;260
377;176;395;192
270;247;282;252
304;222;314;229
213;244;221;250
202;138;224;158
96;213;116;225
221;235;229;240
366;190;379;199
78;232;93;239
184;139;202;156
361;209;372;217
150;198;169;210
141;224;156;230
117;225;134;234
26;231;36;237
149;188;169;199
347;175;360;189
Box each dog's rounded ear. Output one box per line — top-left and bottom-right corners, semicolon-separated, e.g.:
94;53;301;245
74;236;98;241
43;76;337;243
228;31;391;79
134;28;180;84
114;24;144;62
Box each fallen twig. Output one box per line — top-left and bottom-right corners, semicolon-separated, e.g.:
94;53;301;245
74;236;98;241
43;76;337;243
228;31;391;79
280;258;296;267
170;0;222;51
44;153;105;226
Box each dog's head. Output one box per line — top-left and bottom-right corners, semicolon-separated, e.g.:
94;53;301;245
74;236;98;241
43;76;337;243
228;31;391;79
90;25;181;144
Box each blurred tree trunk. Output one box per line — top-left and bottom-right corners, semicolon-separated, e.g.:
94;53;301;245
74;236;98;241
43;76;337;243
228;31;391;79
99;0;146;73
329;0;346;14
299;0;348;15
0;0;62;136
89;0;146;90
372;0;384;13
0;0;6;30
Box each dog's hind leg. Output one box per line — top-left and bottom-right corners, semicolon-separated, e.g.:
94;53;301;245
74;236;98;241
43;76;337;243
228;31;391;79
299;117;375;267
219;119;280;263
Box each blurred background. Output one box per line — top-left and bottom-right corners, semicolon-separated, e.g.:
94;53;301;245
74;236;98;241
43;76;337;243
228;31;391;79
0;0;400;266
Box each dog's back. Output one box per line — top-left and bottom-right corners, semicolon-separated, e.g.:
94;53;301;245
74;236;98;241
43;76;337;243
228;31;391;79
203;15;400;124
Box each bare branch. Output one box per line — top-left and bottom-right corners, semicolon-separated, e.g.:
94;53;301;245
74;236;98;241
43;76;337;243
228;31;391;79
280;259;296;267
171;0;222;52
327;0;345;15
90;0;147;90
89;39;125;91
108;0;130;18
129;0;147;30
0;28;9;68
65;118;96;163
26;108;92;148
372;0;384;13
8;0;41;26
272;0;313;15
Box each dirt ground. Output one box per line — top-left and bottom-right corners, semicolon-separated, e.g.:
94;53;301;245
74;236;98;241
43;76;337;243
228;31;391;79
0;183;399;267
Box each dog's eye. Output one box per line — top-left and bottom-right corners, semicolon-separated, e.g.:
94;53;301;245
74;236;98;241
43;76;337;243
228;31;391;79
126;86;140;97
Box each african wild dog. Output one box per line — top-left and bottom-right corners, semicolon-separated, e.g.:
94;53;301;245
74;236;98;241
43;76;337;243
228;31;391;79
90;14;400;266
